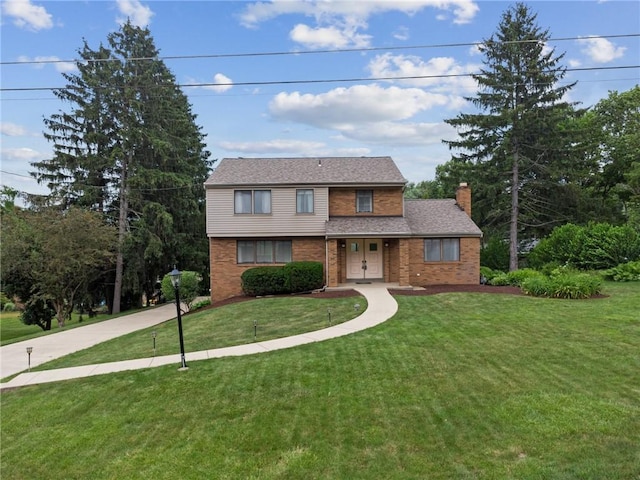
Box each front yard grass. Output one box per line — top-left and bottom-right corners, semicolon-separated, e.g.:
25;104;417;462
29;295;367;370
1;282;638;479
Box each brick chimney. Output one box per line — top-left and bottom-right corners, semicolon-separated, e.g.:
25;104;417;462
456;182;471;217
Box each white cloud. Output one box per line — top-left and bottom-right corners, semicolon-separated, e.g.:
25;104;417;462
568;59;582;68
241;1;477;49
290;23;371;49
17;55;76;73
367;53;478;96
218;139;326;154
1;122;28;136
393;26;409;42
270;84;451;129
339;121;455;146
268;83;460;146
2;147;42;161
1;0;53;30
116;0;154;27
239;1;479;28
577;36;626;63
204;73;234;93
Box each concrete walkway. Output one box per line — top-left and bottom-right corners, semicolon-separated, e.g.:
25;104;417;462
0;284;398;390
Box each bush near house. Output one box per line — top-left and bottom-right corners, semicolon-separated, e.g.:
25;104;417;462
528;222;640;271
487;266;603;299
242;261;324;297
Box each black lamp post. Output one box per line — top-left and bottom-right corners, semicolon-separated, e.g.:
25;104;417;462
169;267;188;370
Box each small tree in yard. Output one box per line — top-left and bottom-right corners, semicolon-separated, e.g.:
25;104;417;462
161;271;202;312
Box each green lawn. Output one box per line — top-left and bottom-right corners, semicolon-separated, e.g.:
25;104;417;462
1;283;638;479
31;295;367;370
0;307;141;346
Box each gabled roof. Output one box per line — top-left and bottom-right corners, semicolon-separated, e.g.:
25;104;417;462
204;157;407;187
405;199;482;237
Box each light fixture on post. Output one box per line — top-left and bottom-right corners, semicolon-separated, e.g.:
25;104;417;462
26;346;33;372
169;267;188;370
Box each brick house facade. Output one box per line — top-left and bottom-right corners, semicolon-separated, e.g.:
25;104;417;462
205;157;482;301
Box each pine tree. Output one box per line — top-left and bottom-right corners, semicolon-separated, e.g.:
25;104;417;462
33;21;212;313
444;3;576;270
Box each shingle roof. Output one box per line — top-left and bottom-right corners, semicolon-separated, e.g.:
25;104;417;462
404;199;482;237
204;157;407;187
326;216;412;237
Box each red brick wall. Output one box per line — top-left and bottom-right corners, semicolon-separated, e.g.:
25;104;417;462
209;237;326;301
407;237;480;285
329;187;403;216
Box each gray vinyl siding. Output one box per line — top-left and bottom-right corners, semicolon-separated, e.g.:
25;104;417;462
207;187;328;236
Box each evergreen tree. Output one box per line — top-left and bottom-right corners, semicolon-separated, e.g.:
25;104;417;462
33;21;212;313
444;3;577;270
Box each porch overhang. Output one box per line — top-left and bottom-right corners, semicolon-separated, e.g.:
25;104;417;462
325;216;412;238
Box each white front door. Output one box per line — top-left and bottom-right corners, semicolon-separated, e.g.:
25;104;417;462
346;239;383;280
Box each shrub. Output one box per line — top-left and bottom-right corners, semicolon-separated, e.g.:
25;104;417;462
520;276;551;297
161;271;203;311
480;237;510;272
283;261;323;293
505;268;544;286
488;273;510;286
480;266;500;283
601;260;640;282
241;266;288;296
3;302;16;312
528;222;640;271
522;272;602;299
190;299;211;310
0;292;10;309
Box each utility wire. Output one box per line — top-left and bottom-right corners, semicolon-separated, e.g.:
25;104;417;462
2;33;638;66
2;64;639;93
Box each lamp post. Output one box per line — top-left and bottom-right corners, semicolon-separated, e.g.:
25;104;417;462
169;267;188;370
26;346;33;372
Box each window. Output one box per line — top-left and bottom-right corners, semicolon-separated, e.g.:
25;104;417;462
254;190;271;214
424;238;460;262
234;191;252;214
234;190;271;214
356;190;373;213
237;240;292;264
296;189;314;214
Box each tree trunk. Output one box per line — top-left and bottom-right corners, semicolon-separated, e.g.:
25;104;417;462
112;156;129;314
509;151;519;271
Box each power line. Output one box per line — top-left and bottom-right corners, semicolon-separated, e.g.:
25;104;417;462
1;64;638;93
2;33;638;67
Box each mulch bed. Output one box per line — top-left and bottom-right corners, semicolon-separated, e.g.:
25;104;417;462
389;285;523;296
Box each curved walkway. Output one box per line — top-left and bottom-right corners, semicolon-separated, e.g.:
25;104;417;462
0;284;398;390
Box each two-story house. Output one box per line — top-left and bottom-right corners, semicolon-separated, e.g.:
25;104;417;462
205;156;482;301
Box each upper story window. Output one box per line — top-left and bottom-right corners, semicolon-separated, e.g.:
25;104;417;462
356;189;373;213
296;189;314;214
424;238;460;262
234;190;271;214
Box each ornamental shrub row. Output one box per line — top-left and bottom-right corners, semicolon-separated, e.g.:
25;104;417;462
521;272;602;299
241;261;323;297
485;266;603;299
528;222;640;271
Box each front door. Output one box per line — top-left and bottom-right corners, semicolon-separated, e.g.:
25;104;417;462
346;239;383;280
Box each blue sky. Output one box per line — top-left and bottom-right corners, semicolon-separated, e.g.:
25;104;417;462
1;0;639;199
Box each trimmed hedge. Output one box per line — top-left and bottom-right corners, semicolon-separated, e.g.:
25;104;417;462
284;261;324;293
241;267;288;297
242;261;324;297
